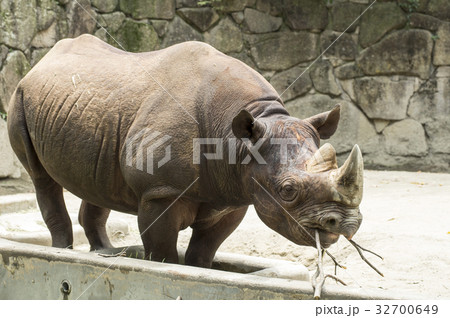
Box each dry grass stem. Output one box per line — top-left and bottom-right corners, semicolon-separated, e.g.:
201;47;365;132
312;230;346;299
326;250;347;274
348;239;384;277
97;248;127;258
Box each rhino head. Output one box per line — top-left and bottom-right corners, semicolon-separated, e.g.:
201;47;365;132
232;105;363;248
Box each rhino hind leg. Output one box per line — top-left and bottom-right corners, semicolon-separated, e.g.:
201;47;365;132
11;152;73;248
185;206;248;268
7;89;73;248
78;200;113;251
34;180;74;248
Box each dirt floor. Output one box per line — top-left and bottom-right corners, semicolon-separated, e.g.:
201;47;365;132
1;170;449;299
0;173;35;196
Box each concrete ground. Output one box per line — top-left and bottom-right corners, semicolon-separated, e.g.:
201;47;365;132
0;170;449;299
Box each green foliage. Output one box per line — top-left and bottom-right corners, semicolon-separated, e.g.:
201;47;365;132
400;0;420;27
0;111;7;121
431;34;439;41
399;0;420;13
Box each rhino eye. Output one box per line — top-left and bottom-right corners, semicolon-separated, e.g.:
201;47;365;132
280;183;298;201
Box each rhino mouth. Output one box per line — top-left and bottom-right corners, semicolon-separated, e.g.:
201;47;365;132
314;229;340;248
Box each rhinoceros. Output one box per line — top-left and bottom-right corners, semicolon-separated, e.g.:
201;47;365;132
7;34;363;268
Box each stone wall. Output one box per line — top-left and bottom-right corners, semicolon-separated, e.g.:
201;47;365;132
0;0;449;174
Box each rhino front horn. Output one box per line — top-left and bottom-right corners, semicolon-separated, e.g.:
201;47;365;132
332;144;364;207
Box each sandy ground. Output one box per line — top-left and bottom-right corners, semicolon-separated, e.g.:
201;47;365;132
1;170;449;299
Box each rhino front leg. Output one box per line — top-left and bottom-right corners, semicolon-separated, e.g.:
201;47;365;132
185;206;247;268
138;198;197;264
78;200;113;251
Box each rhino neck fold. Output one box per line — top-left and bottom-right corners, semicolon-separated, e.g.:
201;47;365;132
244;98;289;119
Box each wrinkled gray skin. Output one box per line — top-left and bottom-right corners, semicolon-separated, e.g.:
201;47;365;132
8;35;363;268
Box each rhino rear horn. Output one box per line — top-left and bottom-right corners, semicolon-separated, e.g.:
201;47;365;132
332;144;364;207
305;143;338;173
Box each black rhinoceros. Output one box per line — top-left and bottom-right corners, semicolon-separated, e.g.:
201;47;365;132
8;35;363;267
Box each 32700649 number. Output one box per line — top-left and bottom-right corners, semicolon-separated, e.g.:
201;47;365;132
376;305;438;315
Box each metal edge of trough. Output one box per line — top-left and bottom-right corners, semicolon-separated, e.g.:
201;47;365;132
96;245;310;276
0;238;421;300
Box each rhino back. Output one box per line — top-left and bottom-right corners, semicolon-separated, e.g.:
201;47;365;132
18;35;281;209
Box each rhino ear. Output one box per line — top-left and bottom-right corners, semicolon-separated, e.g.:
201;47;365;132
304;105;340;139
232;110;265;142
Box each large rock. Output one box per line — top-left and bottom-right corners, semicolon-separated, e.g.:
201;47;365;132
425;119;450;154
91;0;118;13
255;0;271;14
0;45;9;67
352;76;416;120
0;0;37;51
269;66;312;102
409;13;442;32
36;0;58;31
204;18;242;53
334;62;364;80
228;51;257;69
427;77;450;154
66;0;97;37
285;94;335;120
243;8;282;33
151;20;169;37
119;0;175;19
320;31;357;66
176;0;199;8
55;6;69;39
373;119;390;133
359;2;406;48
408;77;450;154
283;0;328;31
433;22;450;66
331;2;362;32
357;30;433;80
103;19;159;52
31;21;58;48
383;119;428;157
328;101;379;155
231;12;244;24
177;8;219;32
309;60;341;96
248;32;319;70
407;78;438;124
212;0;254;12
0;51;31;113
257;0;282;16
436;66;450;78
285;94;378;154
98;12;126;33
162;16;202;48
426;0;450;22
0;119;21;179
30;48;51;67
